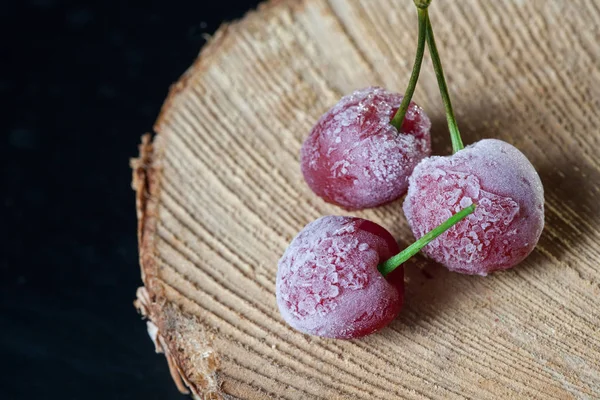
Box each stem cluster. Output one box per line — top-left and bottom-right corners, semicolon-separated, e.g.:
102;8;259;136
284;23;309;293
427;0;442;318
381;0;470;276
390;0;464;153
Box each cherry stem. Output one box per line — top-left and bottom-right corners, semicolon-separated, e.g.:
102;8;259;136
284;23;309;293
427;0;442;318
378;203;476;277
425;13;464;153
389;6;428;131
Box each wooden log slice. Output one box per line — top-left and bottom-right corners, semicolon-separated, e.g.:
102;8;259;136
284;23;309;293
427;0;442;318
130;0;600;398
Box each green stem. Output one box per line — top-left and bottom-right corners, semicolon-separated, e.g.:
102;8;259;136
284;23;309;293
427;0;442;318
425;13;464;153
378;203;476;277
390;7;429;131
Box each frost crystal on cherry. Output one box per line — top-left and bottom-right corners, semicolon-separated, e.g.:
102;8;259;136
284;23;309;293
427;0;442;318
403;139;544;275
276;216;403;339
301;86;432;210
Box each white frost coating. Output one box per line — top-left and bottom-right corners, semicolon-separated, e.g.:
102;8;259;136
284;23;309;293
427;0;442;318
300;87;432;209
403;139;545;275
279;217;374;318
276;216;402;338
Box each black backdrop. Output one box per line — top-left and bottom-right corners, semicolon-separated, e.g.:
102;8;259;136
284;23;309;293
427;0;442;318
2;1;261;398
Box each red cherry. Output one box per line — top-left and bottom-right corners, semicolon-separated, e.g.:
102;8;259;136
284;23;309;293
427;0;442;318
276;206;475;339
403;139;544;275
301;87;431;210
276;216;403;339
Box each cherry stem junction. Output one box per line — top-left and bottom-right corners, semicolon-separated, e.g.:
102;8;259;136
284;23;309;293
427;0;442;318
425;12;464;153
378;203;476;277
389;5;429;131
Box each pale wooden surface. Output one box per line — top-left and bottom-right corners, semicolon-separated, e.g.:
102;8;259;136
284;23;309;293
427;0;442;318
131;0;600;398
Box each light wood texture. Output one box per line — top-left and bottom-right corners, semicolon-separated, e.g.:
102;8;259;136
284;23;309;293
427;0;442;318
131;0;600;398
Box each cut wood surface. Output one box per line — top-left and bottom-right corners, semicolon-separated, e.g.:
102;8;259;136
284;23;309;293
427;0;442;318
131;0;600;398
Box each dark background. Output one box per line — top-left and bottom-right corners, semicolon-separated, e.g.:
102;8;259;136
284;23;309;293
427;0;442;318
2;1;261;398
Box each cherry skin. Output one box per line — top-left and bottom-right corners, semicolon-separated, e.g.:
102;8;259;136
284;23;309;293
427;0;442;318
301;86;431;210
403;139;544;275
276;216;403;339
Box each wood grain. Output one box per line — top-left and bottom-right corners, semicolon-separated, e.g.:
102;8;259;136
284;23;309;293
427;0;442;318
131;0;600;398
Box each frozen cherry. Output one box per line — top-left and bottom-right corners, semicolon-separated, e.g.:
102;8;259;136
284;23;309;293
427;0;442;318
300;4;432;210
276;216;401;339
301;87;431;210
404;139;544;275
276;205;475;339
403;7;544;275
